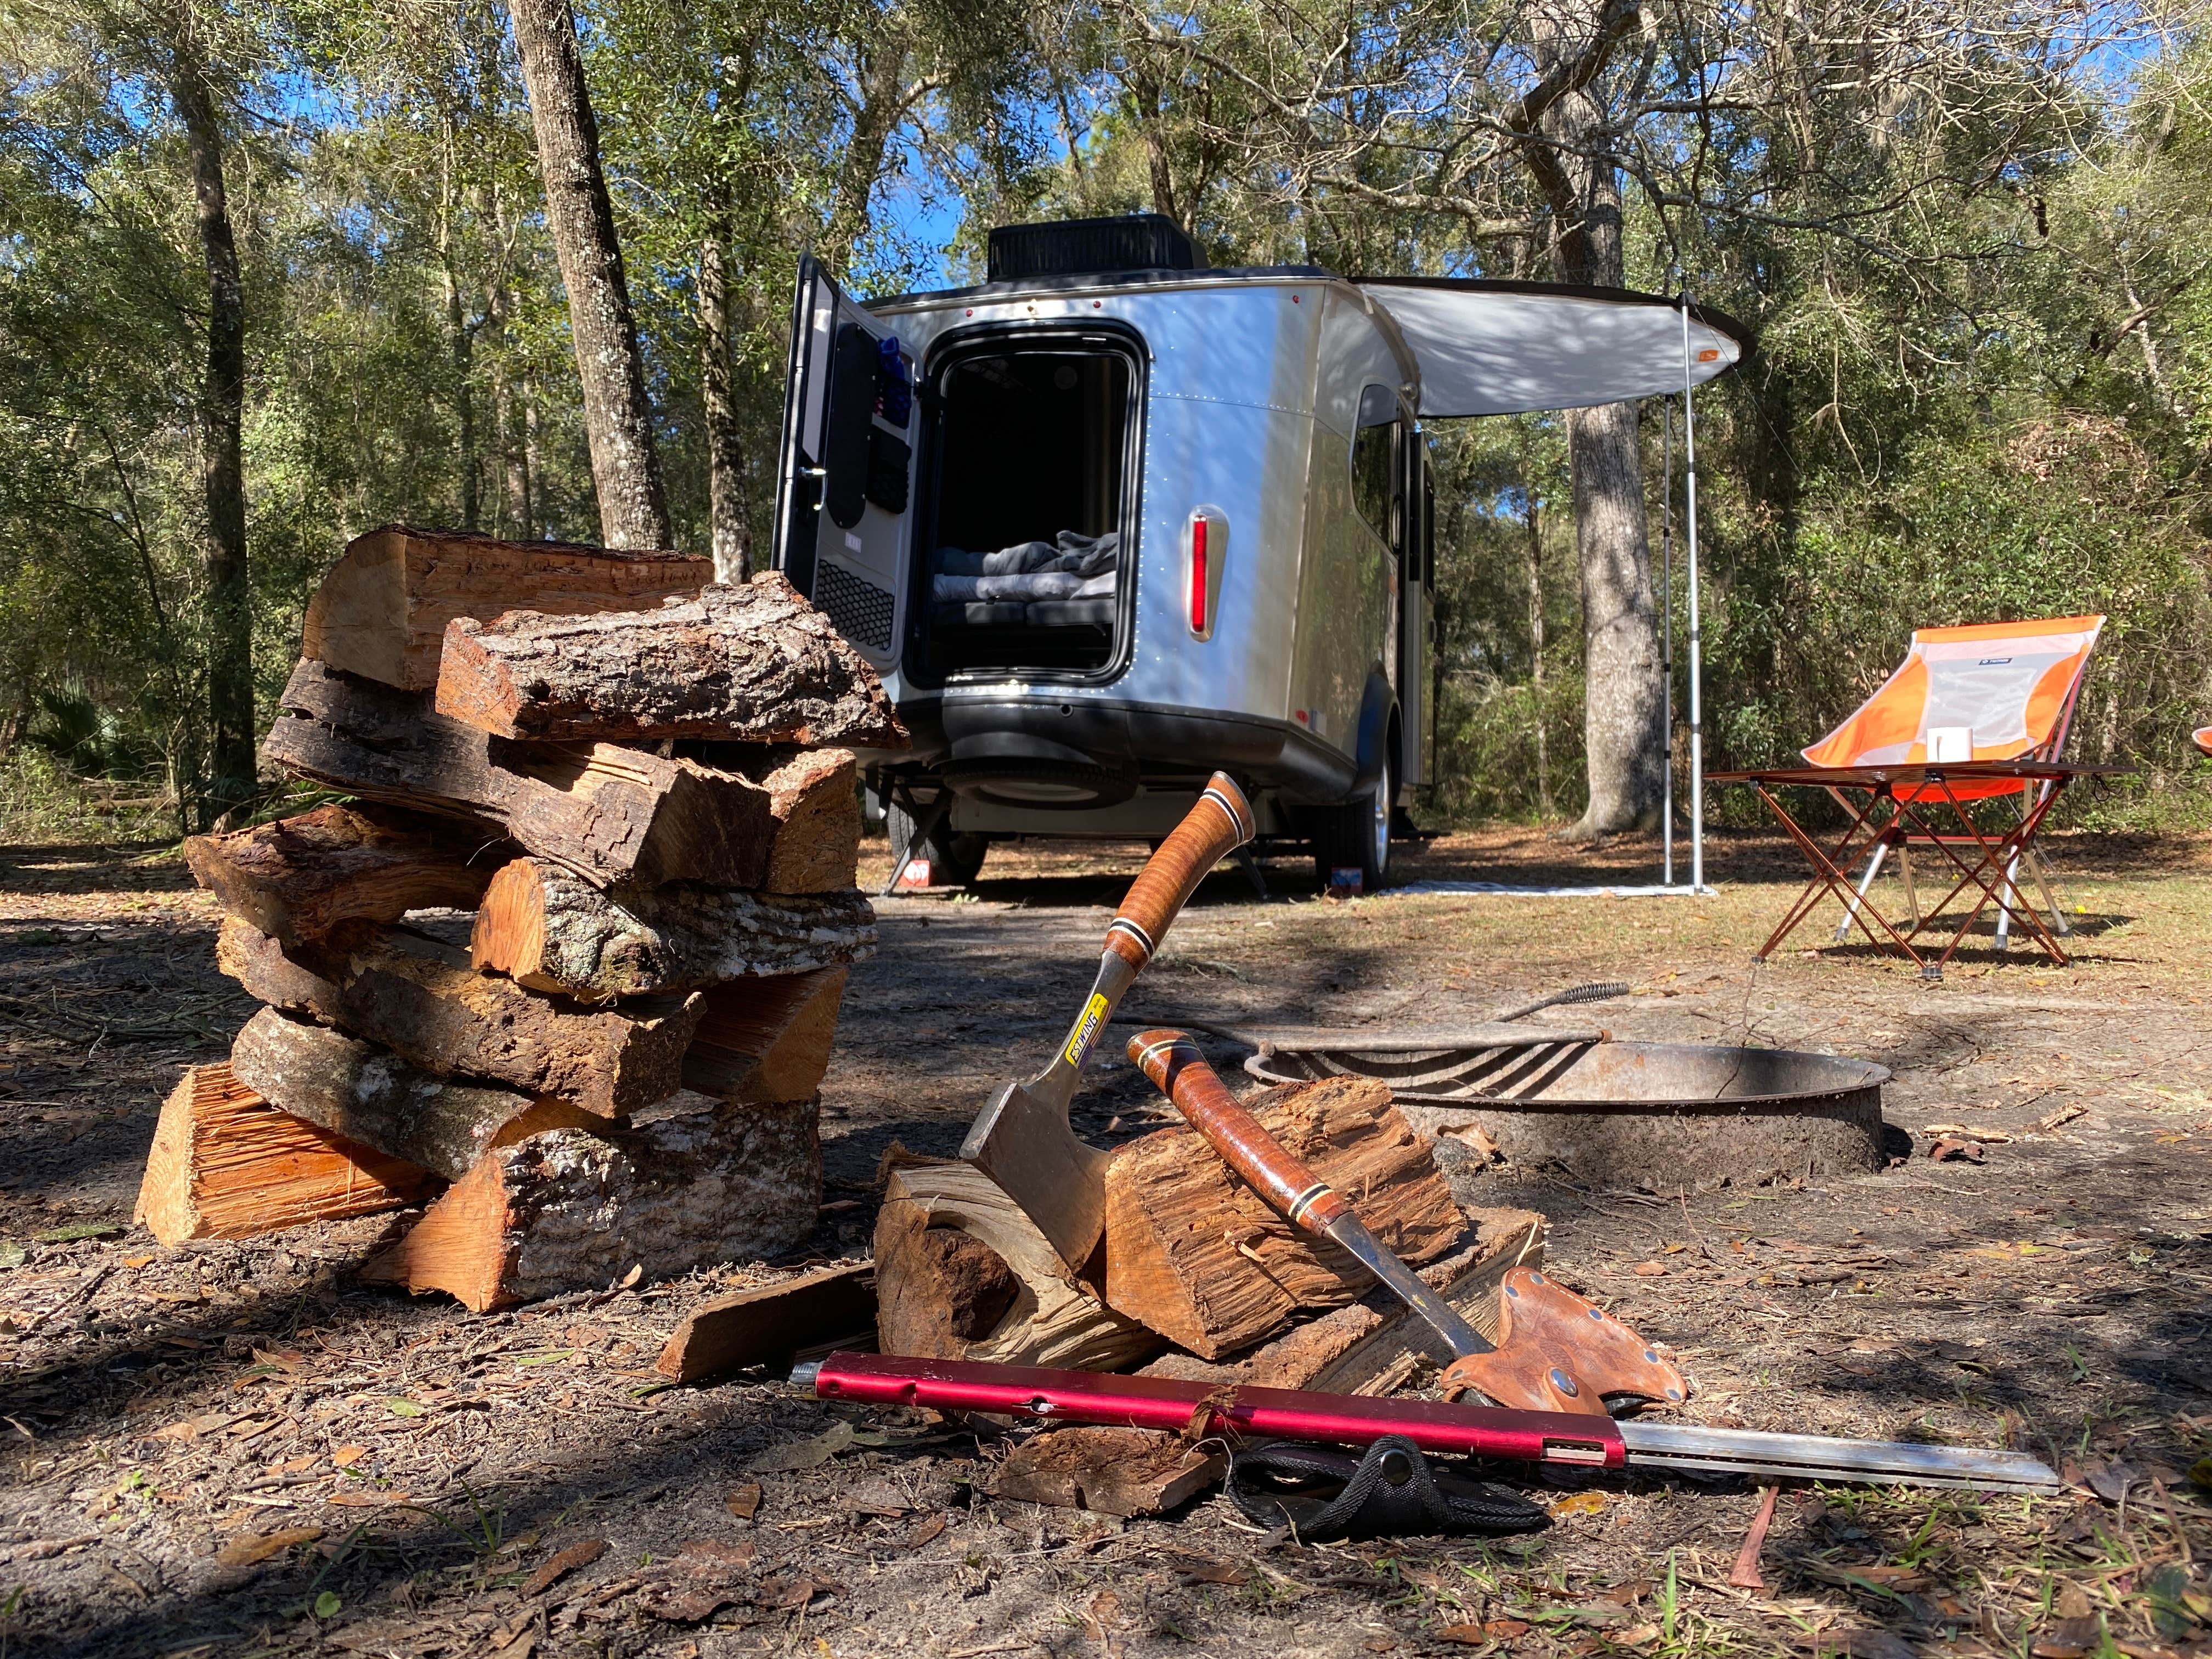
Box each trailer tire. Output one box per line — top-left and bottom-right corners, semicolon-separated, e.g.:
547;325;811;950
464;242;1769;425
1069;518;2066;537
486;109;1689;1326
888;798;989;888
1311;751;1393;893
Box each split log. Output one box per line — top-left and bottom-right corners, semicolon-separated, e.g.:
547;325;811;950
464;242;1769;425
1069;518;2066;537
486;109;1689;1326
470;857;873;1002
360;1093;822;1311
736;746;862;894
654;1262;876;1384
262;659;781;889
872;1154;1158;1373
684;969;846;1103
184;803;510;947
134;1063;430;1246
988;1428;1225;1519
217;918;702;1118
435;571;906;748
1103;1075;1465;1359
228;1006;598;1180
302;524;709;691
1137;1208;1547;1391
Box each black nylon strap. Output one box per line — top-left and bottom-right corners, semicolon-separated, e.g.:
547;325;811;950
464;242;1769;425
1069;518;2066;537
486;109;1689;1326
1226;1436;1550;1542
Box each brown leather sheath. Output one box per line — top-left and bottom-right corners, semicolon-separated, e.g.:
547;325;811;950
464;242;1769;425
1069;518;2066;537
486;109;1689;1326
1438;1267;1688;1416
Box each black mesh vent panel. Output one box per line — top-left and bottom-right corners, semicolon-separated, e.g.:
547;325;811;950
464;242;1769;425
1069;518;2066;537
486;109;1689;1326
815;561;895;653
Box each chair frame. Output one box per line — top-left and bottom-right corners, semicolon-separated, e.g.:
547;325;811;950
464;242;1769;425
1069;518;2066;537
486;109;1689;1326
1826;628;2099;951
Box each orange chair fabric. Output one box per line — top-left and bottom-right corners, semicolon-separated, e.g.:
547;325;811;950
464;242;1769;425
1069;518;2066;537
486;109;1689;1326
1802;616;2104;799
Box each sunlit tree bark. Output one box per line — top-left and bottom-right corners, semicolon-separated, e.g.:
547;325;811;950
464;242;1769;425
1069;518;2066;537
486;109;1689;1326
507;0;671;549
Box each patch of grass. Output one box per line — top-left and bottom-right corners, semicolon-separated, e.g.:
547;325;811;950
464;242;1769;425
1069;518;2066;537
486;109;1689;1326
0;749;177;845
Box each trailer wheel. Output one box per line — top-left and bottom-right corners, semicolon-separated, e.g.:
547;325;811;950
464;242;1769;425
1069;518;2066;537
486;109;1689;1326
1311;752;1392;892
888;799;988;888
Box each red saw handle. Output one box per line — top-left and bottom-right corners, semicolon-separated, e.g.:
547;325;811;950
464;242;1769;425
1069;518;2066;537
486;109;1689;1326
1103;774;1255;970
1127;1029;1346;1233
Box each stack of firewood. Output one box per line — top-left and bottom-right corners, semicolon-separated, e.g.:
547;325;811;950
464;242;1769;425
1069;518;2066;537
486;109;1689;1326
134;526;906;1311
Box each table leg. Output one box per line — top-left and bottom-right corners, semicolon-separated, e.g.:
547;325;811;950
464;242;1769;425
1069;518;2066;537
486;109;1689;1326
1900;782;2072;969
1751;786;1928;969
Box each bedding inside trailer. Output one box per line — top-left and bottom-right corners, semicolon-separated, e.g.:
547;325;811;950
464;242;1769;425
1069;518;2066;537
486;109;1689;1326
915;340;1135;678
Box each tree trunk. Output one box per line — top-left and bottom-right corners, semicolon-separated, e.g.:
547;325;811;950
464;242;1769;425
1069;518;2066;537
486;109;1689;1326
168;40;253;827
826;25;911;268
507;0;671;549
1523;479;1552;817
1522;3;1663;838
516;371;539;539
698;223;751;583
486;280;516;538
439;120;479;531
1567;398;1662;833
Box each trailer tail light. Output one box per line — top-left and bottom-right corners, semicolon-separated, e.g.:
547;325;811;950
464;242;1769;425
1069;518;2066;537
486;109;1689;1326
1189;518;1209;632
1184;506;1227;641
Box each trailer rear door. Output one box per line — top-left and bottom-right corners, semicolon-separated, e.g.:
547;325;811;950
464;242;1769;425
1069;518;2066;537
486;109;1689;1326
771;256;918;673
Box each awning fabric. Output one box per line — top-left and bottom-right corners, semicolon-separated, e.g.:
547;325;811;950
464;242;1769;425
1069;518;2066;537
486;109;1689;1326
1355;279;1751;419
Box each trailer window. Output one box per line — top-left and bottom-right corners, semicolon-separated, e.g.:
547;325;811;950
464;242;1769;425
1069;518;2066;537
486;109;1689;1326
1351;385;1398;545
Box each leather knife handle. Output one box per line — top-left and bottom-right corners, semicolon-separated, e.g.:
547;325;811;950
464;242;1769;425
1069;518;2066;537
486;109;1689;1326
1103;774;1255;971
1126;1029;1343;1234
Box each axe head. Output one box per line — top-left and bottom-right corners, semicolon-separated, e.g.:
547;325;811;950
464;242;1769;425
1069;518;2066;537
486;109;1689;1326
960;1076;1116;1274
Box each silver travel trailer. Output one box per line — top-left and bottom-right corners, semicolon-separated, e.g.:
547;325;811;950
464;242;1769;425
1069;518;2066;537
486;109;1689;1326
771;216;1747;888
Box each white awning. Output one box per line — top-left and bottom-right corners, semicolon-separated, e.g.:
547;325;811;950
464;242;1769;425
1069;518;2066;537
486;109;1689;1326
1356;280;1750;419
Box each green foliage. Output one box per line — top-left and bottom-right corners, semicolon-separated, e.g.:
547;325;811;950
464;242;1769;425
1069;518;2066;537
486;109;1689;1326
0;0;2206;838
0;748;174;844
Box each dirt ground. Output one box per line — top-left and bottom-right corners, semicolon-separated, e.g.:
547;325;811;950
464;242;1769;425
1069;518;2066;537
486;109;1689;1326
2;822;2209;1659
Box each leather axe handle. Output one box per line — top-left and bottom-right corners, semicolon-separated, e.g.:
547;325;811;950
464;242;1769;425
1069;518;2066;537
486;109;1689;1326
1126;1028;1344;1232
1104;774;1255;971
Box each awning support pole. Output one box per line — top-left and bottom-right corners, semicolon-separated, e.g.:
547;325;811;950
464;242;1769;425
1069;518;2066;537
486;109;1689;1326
1680;297;1706;895
1660;394;1675;889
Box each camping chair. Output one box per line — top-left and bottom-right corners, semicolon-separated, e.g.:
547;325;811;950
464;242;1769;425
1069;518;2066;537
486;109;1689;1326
1804;616;2104;951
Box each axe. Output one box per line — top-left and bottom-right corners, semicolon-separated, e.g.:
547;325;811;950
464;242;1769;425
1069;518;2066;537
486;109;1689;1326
1127;1029;1686;1417
960;775;1256;1274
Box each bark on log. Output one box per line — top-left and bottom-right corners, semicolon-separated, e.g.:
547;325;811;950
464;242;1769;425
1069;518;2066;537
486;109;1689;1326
301;525;708;691
262;658;780;889
359;1092;822;1311
217;917;702;1118
654;1262;875;1384
872;1154;1157;1372
470;856;874;1001
184;803;511;947
227;1005;598;1180
433;571;907;748
684;968;846;1103
134;1063;430;1246
1103;1075;1465;1359
1137;1207;1547;1391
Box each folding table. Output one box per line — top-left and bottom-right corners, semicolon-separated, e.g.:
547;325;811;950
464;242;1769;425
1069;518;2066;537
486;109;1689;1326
1709;760;2129;977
